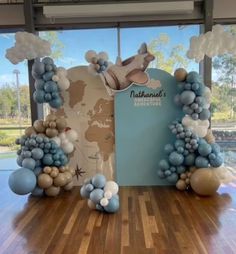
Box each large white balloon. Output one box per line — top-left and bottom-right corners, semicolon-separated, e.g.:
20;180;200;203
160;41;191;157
104;181;119;195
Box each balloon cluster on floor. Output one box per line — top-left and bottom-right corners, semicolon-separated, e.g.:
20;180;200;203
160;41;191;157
80;174;120;213
9;114;78;197
157;68;224;196
32;57;70;109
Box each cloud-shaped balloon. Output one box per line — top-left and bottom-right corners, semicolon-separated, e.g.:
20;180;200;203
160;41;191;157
187;25;236;62
5;32;51;64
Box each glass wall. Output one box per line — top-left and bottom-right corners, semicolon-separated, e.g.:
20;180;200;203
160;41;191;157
0;32;31;170
212;25;236;168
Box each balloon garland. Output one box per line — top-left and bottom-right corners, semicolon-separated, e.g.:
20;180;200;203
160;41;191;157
80;174;120;213
157;68;224;195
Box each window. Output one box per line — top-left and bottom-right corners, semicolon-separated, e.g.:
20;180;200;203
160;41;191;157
0;32;31;170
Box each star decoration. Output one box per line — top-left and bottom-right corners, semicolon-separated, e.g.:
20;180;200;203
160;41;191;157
75;165;86;180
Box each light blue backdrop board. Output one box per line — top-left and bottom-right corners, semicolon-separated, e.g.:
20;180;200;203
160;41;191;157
115;68;184;186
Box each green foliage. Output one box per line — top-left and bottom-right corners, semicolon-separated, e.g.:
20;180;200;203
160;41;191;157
148;33;189;74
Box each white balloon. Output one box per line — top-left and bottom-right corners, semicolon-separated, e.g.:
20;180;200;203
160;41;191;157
51;136;61;146
104;190;112;199
58;78;70;90
62;142;74;154
85;50;97;63
100;197;109;207
66;129;78;142
98;51;109;61
104;181;119;195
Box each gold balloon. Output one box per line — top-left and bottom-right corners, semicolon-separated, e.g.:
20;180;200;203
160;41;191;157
64;171;72;183
174;68;187;82
53;173;67;187
56;118;67;131
205;129;215;144
33;120;46;133
176;179;187;191
25;126;36;136
63;181;74;191
45;186;60;197
49;121;57;128
46;114;57;122
38;173;53;189
59;166;66;173
68;168;76;176
190;169;220;196
180;173;187;180
50;167;59;178
46;128;59;138
43;166;52;174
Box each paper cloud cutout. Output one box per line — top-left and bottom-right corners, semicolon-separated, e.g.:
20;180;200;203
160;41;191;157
146;79;161;90
5;32;51;64
187;25;236;62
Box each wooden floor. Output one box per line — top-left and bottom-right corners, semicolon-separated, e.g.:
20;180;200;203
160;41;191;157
1;171;236;254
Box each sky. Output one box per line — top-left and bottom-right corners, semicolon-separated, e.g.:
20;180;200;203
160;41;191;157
0;25;200;87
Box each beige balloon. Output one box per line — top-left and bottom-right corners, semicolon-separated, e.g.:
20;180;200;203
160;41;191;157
38;173;53;189
46;128;59;138
63;181;74;191
25;126;36;136
33;120;46;133
190;168;220;196
68;168;76;176
59;166;66;173
53;173;67;187
50;167;59;178
174;68;187;82
87;199;96;210
64;171;72;183
46;114;57;122
45;186;60;197
176;179;187;191
49;121;57;129
43;166;52;174
56;118;67;131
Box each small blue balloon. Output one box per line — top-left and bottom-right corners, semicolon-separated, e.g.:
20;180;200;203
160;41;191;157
42;154;53;165
211;143;221;154
104;197;119;213
157;170;165;178
184;153;196;166
184;83;192;90
191;82;200;91
208;153;216;160
176;166;186;174
166;173;179;184
31;148;44;160
183;105;193;115
198;143;212;156
164;170;172;176
195;156;209;168
180;90;196;105
85;183;94;192
90;189;104;204
169;152;184;166
42;57;54;65
199;109;210;120
164;144;174;155
195;83;205;96
159;159;170;171
45;64;53;72
44;93;52;102
91;174;106;189
32;62;45;75
210;155;223;168
191;113;199;120
22;158;36;170
23;151;31;158
186;71;201;83
43;71;54;81
31;186;44;197
80;185;91;198
49;97;62;109
170;166;176;172
44;81;58;93
34;79;45;90
33;90;45;103
175;139;185;149
8;168;37;195
17;156;23;167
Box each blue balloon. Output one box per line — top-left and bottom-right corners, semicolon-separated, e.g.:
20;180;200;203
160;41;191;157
92;174;106;188
177;82;185;92
195;83;205;96
199;109;210;120
166;173;178;184
159;159;170;171
43;71;54;81
169;152;184;166
44;93;52;102
176;166;186;174
45;64;53;72
210;155;223;167
90;189;104;204
33;90;45;103
85;183;94;192
33;166;43;176
175;139;185;149
80;185;91;198
96;204;105;212
164;144;174;154
16;156;23;166
31;148;44;160
186;71;201;83
104;197;119;213
8;168;37;195
183;105;193;115
49;97;62;109
184;153;196;166
98;59;105;65
34;79;45;90
44;81;58;93
195;156;209;168
174;94;182;106
198;143;212;156
22;158;36;170
191;82;200;91
32;62;45;75
42;154;53;165
170;166;176;172
157;170;165;178
208;153;216;160
31;186;44;197
191;113;199;120
164;170;172;176
184;83;192;90
42;57;54;65
23;151;31;158
180;91;196;105
211;143;221;154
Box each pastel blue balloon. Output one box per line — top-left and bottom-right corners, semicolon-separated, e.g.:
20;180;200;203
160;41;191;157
191;82;200;91
195;107;203;114
43;137;49;143
98;59;105;65
31;186;44;197
164;144;174;155
33;90;45;103
166;173;178;184
104;197;119;213
199;109;210;120
195;156;209;168
42;154;53;165
177;147;184;154
198;138;207;145
85;183;94;192
175;139;185;149
211;143;221;154
96;204;104;212
183;105;193;115
157;170;165;178
90;189;104;204
177;82;185;92
52;92;60;99
22;158;36;170
186;71;201;83
174;94;182;106
184;153;196;166
43;71;54;81
49;97;62;109
17;156;23;166
177;166;186;174
170;166;176;172
31;148;44;160
100;65;106;72
44;81;58;93
164;170;171;176
169;152;184;166
195;96;203;104
36;135;44;143
29;139;36;146
33;166;43;176
195;83;205;96
23;151;31;158
92;174;106;188
42;57;54;65
54;160;61;167
184;83;192;90
45;64;53;72
208;153;216;160
8;168;36;195
159;159;170;171
198;143;212;156
180;90;196;105
44;93;52;102
80;185;91;198
32;61;45;75
190;103;198;110
191;113;199;120
34;79;45;90
210;155;223;167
